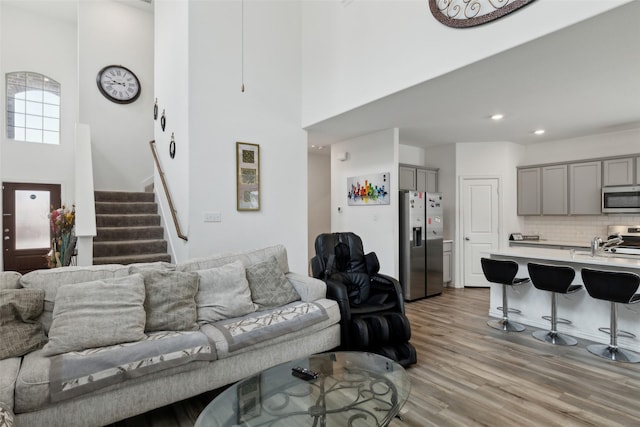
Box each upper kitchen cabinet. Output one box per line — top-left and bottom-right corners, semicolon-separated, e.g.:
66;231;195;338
569;161;602;214
517;167;541;215
417;168;438;193
637;157;640;184
603;158;634;186
542;165;568;215
399;166;416;190
399;165;438;192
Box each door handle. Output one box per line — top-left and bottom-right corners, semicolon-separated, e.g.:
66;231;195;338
464;237;470;241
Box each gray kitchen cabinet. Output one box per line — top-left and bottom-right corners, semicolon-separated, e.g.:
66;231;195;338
399;166;416;190
603;158;634;186
517;167;541;215
443;241;453;284
569;161;602;214
417;168;438;192
542;164;568;215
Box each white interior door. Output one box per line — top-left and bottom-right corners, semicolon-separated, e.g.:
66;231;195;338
461;177;500;287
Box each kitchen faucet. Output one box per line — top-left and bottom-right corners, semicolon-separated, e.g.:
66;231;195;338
590;236;602;257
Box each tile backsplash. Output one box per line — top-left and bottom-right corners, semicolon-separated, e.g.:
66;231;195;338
522;215;640;244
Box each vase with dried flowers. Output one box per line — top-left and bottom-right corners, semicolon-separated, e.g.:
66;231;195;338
48;205;75;268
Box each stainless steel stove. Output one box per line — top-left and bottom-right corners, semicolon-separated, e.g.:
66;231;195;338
604;225;640;255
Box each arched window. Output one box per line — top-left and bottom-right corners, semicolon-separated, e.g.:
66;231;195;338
6;71;60;144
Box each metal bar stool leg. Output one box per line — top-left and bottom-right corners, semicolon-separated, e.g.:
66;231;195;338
488;283;525;332
588;301;640;363
533;292;577;346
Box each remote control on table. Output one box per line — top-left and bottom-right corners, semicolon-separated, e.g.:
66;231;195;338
291;366;318;381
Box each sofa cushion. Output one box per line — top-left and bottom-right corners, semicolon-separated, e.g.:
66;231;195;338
0;358;20;411
200;298;341;359
0;289;47;359
0;402;15;427
42;275;146;356
0;271;21;290
177;244;289;274
195;260;256;323
48;330;215;403
20;264;130;334
245;256;300;310
130;268;199;331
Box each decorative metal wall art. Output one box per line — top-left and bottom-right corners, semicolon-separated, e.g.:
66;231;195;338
236;142;260;211
169;133;176;159
160;109;166;131
429;0;537;28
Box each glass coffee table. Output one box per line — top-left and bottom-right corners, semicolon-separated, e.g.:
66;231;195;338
194;352;410;427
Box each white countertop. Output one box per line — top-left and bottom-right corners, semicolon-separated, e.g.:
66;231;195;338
488;246;640;269
509;239;589;249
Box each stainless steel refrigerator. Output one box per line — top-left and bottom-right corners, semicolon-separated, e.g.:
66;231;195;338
399;191;443;300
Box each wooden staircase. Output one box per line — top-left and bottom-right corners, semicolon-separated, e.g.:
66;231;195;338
93;191;171;265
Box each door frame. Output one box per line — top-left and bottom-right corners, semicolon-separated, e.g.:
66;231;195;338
457;175;503;288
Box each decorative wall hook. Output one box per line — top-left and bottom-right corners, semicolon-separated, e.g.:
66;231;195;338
169;133;176;159
160;109;166;132
153;98;158;120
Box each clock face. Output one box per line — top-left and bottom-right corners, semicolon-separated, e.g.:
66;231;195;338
96;65;141;104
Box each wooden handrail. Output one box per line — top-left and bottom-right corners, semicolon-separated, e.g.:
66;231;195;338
149;140;188;241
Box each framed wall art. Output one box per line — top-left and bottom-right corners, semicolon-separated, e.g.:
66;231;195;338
236;142;260;211
347;172;390;206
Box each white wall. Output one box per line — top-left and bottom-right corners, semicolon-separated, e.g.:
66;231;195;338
331;128;399;276
154;0;190;263
301;0;631;127
155;1;309;272
1;4;77;206
78;0;154;191
308;152;331;263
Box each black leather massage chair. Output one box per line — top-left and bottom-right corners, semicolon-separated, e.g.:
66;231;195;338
311;232;416;367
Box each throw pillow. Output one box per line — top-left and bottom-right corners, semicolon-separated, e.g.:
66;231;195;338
42;275;146;356
195;260;256;323
245;256;300;310
130;268;199;331
0;289;46;360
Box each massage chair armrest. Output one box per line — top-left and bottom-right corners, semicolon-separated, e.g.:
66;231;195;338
371;273;406;315
324;278;354;320
310;255;324;279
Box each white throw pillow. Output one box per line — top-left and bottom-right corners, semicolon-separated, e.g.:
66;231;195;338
42;275;147;356
196;260;256;323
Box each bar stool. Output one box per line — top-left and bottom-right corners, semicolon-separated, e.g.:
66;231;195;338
527;263;582;346
481;258;530;332
581;268;640;363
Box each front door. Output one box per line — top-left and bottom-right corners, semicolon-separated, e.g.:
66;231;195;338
3;182;61;273
461;177;500;287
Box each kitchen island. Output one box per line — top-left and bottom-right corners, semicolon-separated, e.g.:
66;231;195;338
486;247;640;352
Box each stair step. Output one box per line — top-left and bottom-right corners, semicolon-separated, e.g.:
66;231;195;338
95;202;158;215
93;239;167;257
95;226;164;242
95;191;154;203
96;214;161;228
93;253;172;266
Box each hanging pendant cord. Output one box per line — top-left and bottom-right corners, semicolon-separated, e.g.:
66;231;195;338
241;0;245;93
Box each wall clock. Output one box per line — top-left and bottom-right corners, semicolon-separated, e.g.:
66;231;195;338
96;65;141;104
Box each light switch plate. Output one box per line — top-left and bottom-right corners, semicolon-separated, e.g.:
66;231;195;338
204;212;222;222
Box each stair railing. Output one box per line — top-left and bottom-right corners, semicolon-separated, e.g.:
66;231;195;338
149;140;188;241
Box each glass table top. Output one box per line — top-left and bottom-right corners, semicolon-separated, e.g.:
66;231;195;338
194;351;411;427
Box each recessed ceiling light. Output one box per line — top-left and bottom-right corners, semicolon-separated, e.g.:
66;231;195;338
491;114;504;121
317;146;324;150
534;129;545;135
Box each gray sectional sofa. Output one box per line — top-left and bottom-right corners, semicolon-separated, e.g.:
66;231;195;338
0;245;341;427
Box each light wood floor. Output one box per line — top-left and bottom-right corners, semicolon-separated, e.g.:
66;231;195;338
111;288;640;426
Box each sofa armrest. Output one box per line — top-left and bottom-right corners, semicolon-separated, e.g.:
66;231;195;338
285;272;326;302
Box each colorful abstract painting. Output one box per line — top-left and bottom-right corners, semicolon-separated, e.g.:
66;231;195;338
347;172;390;206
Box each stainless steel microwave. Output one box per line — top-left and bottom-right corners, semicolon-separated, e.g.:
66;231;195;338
602;185;640;213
